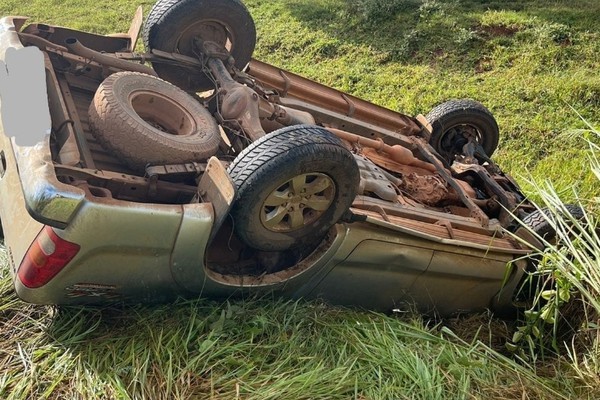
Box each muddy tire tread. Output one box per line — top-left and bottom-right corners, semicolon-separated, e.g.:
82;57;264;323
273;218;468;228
89;71;220;171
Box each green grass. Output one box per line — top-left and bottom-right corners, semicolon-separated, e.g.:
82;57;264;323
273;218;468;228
505;122;600;360
0;268;575;399
1;0;599;398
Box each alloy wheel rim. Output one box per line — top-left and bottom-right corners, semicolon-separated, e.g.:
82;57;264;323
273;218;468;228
260;173;335;233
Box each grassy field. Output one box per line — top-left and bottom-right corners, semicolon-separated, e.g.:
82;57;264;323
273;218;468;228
0;0;599;398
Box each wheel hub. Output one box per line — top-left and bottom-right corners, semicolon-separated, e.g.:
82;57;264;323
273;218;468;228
130;90;196;136
177;21;232;58
260;173;335;233
440;124;481;160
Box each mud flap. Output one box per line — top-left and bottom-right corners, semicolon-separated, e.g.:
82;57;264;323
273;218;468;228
197;156;236;243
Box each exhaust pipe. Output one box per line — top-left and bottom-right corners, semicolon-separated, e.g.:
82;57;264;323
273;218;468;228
326;127;437;172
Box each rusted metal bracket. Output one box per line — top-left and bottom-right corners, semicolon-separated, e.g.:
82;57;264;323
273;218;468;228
145;162;207;181
105;6;143;51
125;6;143;51
435;219;455;239
409;137;489;226
56;74;95;169
197;157;237;243
451;163;518;226
55;165;197;203
415;114;433;139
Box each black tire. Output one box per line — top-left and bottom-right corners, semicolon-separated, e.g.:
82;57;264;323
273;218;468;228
522;205;585;243
228;125;360;251
426;99;499;163
515;205;585;302
88;71;221;171
143;0;257;92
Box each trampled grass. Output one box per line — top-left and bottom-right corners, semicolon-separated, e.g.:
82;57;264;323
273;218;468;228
0;269;575;399
0;0;599;398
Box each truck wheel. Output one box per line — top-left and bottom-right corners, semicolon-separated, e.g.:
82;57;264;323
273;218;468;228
426;99;499;163
228;125;360;251
143;0;256;91
515;205;585;301
89;71;221;171
522;205;585;243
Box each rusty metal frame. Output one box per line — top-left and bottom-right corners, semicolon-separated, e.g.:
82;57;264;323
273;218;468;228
55;74;95;169
55;165;198;203
247;59;423;138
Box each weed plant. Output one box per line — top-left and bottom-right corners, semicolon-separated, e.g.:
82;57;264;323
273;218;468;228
507;124;600;394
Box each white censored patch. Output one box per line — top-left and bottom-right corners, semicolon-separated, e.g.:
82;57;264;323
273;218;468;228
0;45;51;146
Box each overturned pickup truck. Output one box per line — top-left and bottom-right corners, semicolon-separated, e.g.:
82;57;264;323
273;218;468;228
0;0;547;315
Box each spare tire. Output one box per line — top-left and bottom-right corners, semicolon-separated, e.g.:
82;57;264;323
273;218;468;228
228;125;360;251
143;0;257;91
88;71;221;171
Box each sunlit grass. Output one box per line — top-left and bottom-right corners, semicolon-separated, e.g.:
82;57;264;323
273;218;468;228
0;281;574;399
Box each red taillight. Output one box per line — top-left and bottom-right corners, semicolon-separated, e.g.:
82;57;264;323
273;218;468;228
18;226;80;288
